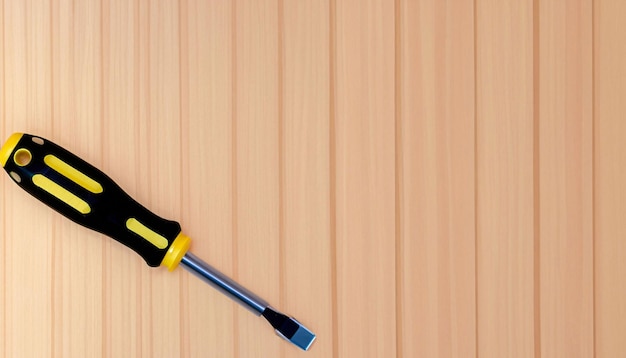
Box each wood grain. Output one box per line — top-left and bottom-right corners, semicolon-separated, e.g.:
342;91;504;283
3;1;53;357
101;0;143;356
335;0;396;357
398;0;475;357
51;1;104;356
234;0;281;356
594;0;626;356
282;1;333;358
143;1;184;357
182;0;235;357
539;0;594;356
2;0;626;357
476;0;535;356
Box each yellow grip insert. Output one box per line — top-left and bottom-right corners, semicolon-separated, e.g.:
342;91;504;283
44;154;104;194
126;218;169;249
32;174;92;214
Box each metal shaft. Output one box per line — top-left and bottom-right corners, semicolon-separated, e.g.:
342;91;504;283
180;251;316;351
180;251;268;315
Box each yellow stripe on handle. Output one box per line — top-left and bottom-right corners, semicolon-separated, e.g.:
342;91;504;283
44;154;104;194
126;218;169;249
32;174;92;214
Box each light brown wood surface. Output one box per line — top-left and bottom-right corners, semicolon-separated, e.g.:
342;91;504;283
1;0;625;357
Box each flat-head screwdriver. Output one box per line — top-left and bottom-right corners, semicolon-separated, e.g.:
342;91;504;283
0;133;316;351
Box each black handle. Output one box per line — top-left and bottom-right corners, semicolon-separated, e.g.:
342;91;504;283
0;133;189;267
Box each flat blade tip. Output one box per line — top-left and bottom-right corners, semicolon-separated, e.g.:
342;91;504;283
274;317;316;351
262;307;316;351
287;324;316;351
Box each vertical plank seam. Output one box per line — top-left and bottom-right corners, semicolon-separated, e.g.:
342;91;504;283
329;0;339;356
49;1;55;135
1;0;3;149
97;0;103;170
0;0;3;133
146;1;154;355
231;1;240;356
393;0;404;357
100;0;110;356
49;0;57;355
177;1;189;356
532;0;542;356
133;0;143;357
70;0;75;121
591;0;597;355
277;0;286;357
100;1;110;357
99;0;105;184
0;0;5;354
473;0;479;356
24;0;29;91
133;1;143;356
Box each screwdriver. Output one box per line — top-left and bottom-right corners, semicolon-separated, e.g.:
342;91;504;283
0;133;316;351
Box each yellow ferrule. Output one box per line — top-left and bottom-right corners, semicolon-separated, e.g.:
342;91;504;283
161;233;191;271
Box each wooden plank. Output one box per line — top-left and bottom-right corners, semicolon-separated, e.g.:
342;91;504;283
335;0;396;356
476;0;535;356
538;0;594;356
234;0;281;356
137;1;153;355
137;0;183;357
101;0;144;356
181;0;236;357
282;0;332;357
2;0;53;356
50;0;104;356
398;0;476;356
594;0;626;355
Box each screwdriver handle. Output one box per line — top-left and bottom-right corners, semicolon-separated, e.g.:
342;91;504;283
0;133;191;269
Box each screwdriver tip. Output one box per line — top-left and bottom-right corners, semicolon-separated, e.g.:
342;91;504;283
280;318;316;351
262;307;316;351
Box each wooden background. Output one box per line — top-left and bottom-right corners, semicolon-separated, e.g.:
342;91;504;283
0;0;625;357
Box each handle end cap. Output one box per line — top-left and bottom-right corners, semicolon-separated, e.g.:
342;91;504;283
0;133;24;167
